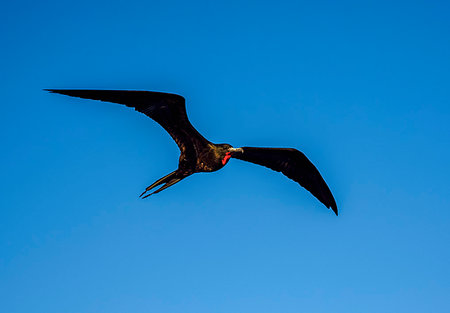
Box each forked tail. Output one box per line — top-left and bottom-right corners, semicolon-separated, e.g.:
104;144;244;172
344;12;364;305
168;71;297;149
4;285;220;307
139;170;187;199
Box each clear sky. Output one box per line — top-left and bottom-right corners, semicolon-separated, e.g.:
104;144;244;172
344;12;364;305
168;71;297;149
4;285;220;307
1;0;449;312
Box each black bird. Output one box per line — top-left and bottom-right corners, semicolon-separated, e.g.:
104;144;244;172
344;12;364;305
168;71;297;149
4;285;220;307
46;89;338;215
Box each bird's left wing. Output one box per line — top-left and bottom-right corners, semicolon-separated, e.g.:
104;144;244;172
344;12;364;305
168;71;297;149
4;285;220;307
232;147;338;215
46;89;210;163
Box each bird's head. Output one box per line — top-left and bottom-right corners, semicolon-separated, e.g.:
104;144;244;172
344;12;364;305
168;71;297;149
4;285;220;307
216;144;244;165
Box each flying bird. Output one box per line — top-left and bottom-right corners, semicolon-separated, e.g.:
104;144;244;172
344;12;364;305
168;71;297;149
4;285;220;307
46;89;338;215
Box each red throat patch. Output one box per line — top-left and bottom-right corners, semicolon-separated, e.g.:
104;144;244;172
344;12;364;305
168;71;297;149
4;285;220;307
222;152;232;165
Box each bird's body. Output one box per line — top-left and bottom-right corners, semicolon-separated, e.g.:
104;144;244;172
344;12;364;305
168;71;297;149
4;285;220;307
188;143;233;173
47;89;338;215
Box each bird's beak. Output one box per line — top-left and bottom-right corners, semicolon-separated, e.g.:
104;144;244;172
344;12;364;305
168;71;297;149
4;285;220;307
229;147;244;154
222;148;243;165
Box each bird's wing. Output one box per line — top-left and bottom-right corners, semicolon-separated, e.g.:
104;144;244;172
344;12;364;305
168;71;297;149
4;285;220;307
232;147;338;215
46;89;210;163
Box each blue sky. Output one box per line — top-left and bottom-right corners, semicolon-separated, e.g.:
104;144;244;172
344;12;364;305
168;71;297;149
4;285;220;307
1;0;449;312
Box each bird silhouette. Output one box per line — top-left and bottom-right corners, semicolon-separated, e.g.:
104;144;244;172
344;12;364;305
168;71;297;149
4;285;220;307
46;89;338;215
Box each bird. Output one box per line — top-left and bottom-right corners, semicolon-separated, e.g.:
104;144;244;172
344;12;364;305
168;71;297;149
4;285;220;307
46;89;338;215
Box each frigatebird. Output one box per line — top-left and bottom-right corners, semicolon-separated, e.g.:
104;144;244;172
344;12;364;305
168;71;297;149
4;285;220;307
46;89;338;215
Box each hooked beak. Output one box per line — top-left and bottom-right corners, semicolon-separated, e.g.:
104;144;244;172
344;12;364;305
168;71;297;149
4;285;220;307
229;147;244;154
222;148;243;165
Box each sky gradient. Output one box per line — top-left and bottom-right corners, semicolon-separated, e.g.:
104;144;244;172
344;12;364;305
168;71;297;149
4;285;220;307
1;0;450;312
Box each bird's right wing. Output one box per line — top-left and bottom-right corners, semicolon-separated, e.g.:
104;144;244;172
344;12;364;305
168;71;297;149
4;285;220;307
232;147;338;215
46;90;210;163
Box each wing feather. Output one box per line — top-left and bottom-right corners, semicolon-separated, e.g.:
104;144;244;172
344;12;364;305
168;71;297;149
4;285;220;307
232;147;338;215
46;89;210;163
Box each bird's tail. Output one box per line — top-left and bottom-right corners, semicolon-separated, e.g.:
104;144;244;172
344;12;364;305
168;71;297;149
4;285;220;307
139;170;186;199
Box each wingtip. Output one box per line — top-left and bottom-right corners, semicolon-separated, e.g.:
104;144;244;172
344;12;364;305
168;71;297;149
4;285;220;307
331;205;338;216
